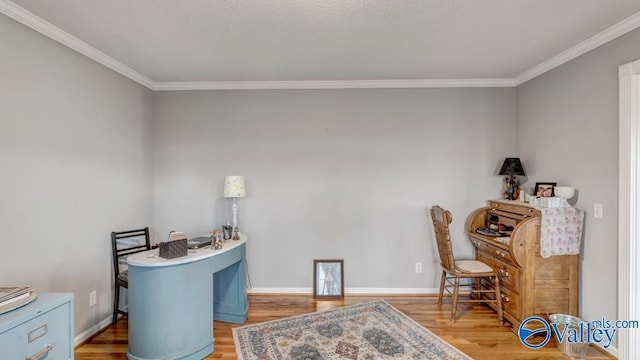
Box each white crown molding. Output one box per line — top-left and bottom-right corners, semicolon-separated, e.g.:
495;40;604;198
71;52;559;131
3;0;639;90
0;0;514;91
515;11;640;86
0;0;155;89
152;78;515;91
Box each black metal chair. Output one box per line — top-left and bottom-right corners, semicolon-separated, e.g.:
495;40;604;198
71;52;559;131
111;227;151;325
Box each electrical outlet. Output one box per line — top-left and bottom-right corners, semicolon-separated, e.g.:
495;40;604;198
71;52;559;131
594;203;603;219
89;290;97;307
415;262;422;273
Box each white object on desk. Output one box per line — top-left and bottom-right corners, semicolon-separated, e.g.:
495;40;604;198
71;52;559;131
495;237;510;245
0;291;38;315
554;186;576;199
529;196;570;208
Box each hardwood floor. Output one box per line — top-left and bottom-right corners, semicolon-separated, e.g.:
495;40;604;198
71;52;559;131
75;294;613;360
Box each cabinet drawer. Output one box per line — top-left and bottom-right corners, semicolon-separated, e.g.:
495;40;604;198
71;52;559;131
0;302;71;359
500;287;521;320
475;239;514;264
489;201;540;217
477;250;494;268
480;278;520;321
495;258;520;292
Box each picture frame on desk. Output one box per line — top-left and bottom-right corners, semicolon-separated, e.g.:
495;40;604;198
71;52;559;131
313;259;344;299
534;182;556;197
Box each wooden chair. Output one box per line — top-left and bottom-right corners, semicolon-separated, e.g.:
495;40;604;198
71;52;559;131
430;206;503;323
111;227;151;325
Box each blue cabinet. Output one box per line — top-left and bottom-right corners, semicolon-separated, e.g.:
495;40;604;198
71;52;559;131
127;239;248;360
213;243;248;324
0;293;74;360
128;256;213;360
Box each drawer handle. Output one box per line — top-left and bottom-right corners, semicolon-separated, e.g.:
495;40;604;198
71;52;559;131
499;269;510;277
495;250;506;257
500;294;510;303
26;344;54;360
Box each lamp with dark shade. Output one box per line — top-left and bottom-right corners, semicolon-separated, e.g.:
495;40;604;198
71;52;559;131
499;157;525;200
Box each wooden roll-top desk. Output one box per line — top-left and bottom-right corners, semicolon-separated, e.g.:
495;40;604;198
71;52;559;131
465;200;579;328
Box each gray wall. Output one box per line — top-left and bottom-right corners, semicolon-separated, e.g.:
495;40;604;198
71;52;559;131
152;88;516;291
517;28;640;327
0;15;154;337
6;4;637;341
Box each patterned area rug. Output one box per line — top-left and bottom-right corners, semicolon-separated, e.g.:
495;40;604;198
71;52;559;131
233;300;471;360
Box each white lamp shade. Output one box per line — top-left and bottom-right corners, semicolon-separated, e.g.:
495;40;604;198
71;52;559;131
223;176;246;198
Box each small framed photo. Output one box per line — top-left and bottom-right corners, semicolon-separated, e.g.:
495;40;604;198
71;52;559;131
534;182;557;197
313;259;344;299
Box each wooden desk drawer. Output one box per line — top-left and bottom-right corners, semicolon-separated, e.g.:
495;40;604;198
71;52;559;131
477;250;494;268
0;301;72;359
495;258;520;292
500;287;521;320
475;239;514;264
489;201;540;217
481;277;520;321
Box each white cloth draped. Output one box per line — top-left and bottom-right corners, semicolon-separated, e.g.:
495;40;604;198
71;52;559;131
540;206;585;258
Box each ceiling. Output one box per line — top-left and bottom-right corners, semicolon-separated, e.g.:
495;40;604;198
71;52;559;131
3;0;640;89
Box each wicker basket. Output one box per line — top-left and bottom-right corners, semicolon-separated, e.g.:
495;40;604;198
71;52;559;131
159;238;188;259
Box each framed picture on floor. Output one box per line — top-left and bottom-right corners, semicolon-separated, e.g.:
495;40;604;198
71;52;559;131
313;259;344;299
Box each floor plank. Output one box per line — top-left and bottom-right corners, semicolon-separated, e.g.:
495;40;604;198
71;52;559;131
74;294;614;360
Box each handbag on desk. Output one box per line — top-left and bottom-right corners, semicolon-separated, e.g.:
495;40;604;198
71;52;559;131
159;231;188;259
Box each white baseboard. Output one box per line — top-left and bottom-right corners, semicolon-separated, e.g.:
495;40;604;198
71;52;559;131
592;342;618;358
247;287;440;295
345;288;440;295
74;315;113;346
75;305;128;346
248;287;312;294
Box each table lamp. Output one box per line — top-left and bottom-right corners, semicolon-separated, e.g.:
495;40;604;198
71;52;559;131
223;176;247;233
498;158;525;201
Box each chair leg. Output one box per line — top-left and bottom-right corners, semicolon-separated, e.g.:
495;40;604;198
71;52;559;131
112;285;120;325
438;270;446;304
494;275;503;325
473;277;480;300
451;276;460;322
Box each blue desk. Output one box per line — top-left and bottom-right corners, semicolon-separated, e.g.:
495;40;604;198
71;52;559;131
126;237;248;360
